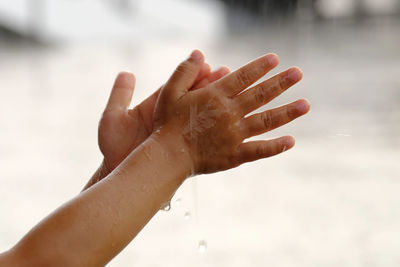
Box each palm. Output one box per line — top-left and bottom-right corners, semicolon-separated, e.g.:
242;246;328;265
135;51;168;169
99;66;229;172
98;107;150;171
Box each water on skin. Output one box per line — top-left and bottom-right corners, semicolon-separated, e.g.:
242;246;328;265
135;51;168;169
183;96;242;174
160;201;171;211
143;149;151;160
188;101;198;176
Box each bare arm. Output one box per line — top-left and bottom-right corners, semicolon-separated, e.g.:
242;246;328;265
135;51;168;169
82;64;230;192
0;50;309;266
9;133;190;267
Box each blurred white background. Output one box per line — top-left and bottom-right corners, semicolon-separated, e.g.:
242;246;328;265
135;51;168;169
0;0;399;266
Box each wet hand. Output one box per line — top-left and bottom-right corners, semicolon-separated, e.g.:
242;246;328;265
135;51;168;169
153;50;310;174
98;63;230;173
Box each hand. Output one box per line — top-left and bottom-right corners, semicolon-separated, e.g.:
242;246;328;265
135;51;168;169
98;62;230;174
153;50;310;174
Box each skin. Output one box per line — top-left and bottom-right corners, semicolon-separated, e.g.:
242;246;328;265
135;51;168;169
0;50;309;266
84;62;231;190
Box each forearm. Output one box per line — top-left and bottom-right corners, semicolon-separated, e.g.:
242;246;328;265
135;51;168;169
12;131;191;266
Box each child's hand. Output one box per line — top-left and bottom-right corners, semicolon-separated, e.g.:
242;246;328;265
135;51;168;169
98;62;230;173
153;50;310;174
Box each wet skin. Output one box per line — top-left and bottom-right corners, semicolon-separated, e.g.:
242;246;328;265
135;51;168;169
0;50;310;267
84;62;231;190
154;51;310;174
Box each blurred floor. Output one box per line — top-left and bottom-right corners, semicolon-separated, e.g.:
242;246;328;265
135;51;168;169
0;5;400;267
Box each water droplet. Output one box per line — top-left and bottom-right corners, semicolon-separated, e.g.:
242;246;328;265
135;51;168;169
336;133;351;137
160;201;171;211
143;149;151;160
328;133;352;138
175;198;182;205
184;211;191;220
198;240;207;253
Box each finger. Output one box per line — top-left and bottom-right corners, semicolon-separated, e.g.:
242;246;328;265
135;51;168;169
105;72;136;111
213;53;279;97
163;50;205;99
208;66;230;82
128;88;161;132
234;67;303;116
128;61;211;130
194;62;211;84
137;61;210;112
237;136;295;164
240;99;310;138
192;66;230;90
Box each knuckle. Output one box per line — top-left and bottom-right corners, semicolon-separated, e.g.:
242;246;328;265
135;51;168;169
235;69;252;88
255;145;269;157
285;105;297;120
254;82;273;104
261;111;273;130
278;75;287;92
274;142;283;155
175;62;193;75
254;89;265;104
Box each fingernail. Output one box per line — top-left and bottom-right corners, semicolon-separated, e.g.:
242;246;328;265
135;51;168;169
190;50;202;63
266;54;279;66
287;68;302;82
296;100;310;114
284;136;295;148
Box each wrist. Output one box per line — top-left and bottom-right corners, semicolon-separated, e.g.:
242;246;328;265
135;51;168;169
150;125;194;179
82;159;111;191
98;159;112;178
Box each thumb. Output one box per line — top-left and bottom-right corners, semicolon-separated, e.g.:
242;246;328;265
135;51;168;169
162;50;205;99
105;71;136;111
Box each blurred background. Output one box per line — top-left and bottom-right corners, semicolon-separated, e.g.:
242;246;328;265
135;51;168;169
0;0;399;266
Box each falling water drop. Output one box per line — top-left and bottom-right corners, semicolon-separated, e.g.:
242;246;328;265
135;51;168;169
184;211;191;220
328;133;352;138
175;198;182;205
160;201;171;211
198;240;207;253
336;133;352;137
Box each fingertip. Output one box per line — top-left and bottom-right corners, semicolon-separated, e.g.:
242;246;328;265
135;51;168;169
106;71;136;111
295;98;311;114
116;71;136;86
266;53;279;67
202;62;211;75
288;67;303;82
218;66;231;75
283;135;295;150
203;66;231;85
189;49;204;64
294;67;303;79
